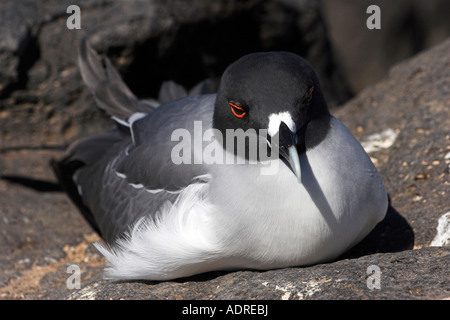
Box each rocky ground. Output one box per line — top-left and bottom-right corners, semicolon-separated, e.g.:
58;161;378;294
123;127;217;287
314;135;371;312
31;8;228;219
0;1;449;300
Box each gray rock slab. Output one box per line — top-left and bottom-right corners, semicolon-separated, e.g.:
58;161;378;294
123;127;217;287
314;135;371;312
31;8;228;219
0;3;449;300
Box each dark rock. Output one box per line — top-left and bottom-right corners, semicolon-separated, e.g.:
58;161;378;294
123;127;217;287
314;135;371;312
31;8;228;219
0;2;449;300
64;247;450;300
0;0;351;152
321;0;450;92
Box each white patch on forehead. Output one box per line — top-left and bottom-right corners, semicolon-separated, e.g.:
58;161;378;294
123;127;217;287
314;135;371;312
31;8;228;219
267;111;296;137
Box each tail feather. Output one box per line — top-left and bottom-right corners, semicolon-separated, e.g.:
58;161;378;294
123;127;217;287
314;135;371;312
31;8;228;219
78;38;158;120
158;80;187;104
157;79;213;105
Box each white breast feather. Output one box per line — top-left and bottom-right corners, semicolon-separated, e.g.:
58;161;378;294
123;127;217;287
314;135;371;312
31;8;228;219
94;177;224;280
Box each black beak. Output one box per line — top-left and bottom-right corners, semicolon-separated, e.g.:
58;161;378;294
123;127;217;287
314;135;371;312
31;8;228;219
275;122;301;182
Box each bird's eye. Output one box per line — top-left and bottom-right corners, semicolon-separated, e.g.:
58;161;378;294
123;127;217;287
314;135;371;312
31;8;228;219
229;102;247;118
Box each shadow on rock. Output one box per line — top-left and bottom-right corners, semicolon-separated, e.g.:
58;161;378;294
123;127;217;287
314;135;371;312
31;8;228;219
1;175;63;192
340;196;414;260
115;270;231;286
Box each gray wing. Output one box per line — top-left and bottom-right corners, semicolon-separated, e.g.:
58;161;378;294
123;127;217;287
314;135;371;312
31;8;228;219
57;39;217;243
115;95;216;191
73;95;215;243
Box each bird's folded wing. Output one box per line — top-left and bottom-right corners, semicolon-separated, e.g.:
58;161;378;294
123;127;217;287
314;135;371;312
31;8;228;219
115;94;216;192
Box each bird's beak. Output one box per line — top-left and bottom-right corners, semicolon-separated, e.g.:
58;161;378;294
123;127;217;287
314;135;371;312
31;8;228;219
276;122;301;182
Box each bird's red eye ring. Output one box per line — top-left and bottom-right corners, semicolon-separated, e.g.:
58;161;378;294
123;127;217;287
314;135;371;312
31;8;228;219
229;102;246;118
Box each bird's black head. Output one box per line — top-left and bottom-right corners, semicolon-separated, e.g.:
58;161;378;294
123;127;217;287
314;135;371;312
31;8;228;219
213;52;331;180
